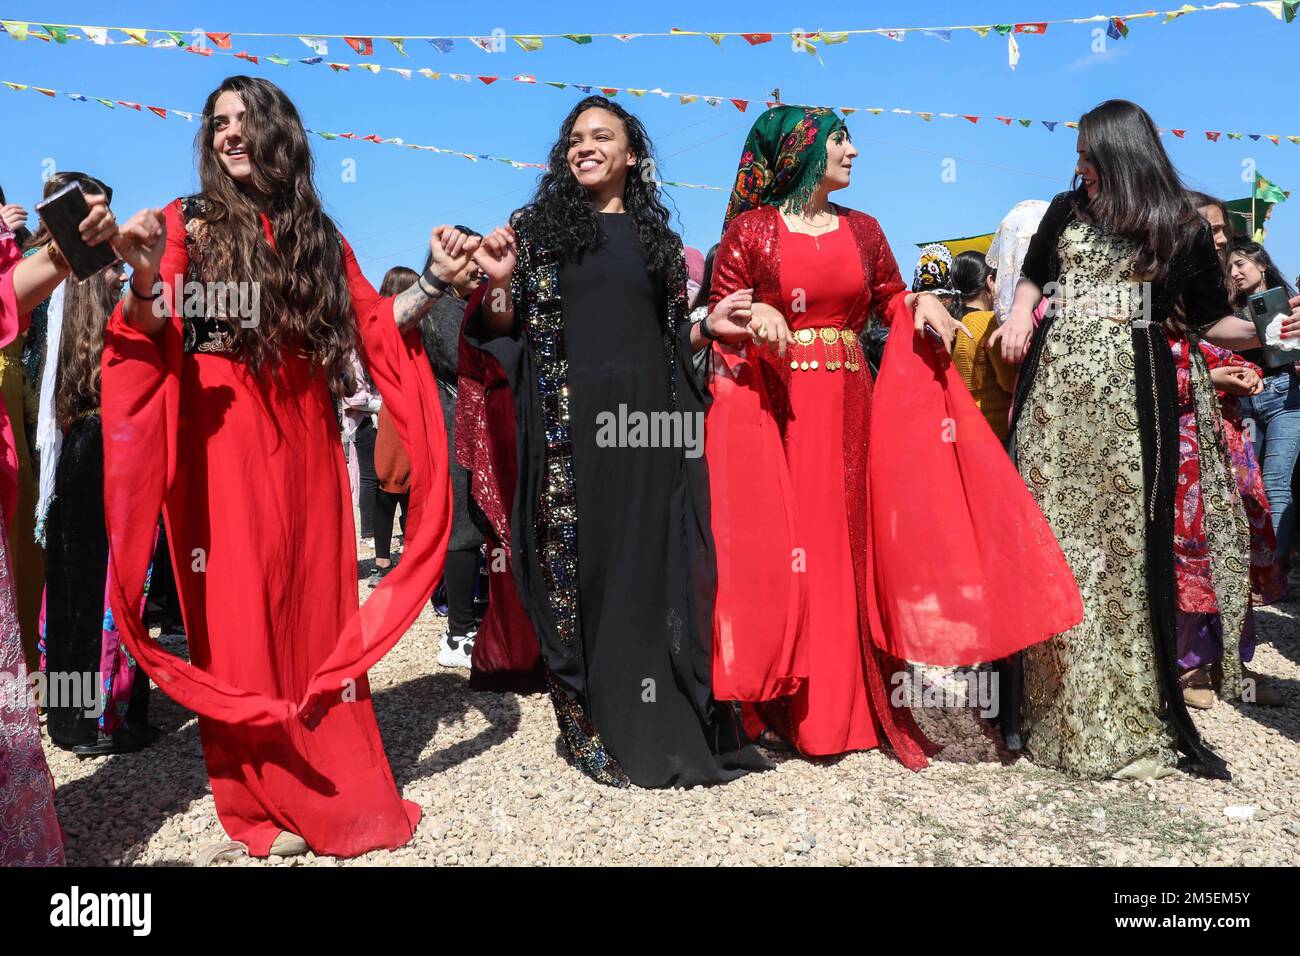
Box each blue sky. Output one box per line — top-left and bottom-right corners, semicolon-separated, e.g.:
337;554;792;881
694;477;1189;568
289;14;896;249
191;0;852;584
2;1;1298;286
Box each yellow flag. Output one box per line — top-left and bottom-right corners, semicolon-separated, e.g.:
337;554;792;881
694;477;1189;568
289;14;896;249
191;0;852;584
2;20;30;40
121;28;149;45
513;36;544;52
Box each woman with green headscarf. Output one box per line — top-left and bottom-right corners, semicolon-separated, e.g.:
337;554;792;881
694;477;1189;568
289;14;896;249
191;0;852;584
704;105;1083;766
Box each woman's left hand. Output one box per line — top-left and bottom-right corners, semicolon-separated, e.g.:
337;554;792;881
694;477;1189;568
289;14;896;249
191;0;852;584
911;292;968;353
748;302;791;357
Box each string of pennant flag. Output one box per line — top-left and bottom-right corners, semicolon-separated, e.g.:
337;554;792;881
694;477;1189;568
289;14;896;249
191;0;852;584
0;77;725;189
8;22;1300;147
1;2;1297;59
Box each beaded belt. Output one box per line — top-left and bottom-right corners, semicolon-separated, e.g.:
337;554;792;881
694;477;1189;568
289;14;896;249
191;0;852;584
784;327;863;372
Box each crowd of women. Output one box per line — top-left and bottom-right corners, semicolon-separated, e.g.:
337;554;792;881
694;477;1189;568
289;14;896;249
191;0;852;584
1;75;1298;864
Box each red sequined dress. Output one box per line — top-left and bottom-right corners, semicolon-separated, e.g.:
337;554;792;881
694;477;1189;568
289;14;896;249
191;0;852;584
706;204;1082;765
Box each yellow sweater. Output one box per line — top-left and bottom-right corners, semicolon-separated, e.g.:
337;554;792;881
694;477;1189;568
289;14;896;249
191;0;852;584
951;310;1017;443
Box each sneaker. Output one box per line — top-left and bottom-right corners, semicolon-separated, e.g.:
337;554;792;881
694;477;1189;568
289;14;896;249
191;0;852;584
437;630;475;670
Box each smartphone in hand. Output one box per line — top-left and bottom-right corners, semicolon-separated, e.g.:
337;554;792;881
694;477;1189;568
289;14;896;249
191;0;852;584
35;181;117;280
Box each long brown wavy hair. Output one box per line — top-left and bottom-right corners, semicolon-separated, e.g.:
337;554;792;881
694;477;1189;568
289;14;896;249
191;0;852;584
56;263;125;430
192;75;354;396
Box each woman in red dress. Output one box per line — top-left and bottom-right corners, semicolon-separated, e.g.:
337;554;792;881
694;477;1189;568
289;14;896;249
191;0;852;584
706;106;1083;765
103;76;477;858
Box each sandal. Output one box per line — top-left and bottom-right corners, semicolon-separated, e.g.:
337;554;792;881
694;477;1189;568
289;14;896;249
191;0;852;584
754;727;796;754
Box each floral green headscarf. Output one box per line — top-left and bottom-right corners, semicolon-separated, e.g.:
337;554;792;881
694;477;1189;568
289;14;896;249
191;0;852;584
723;105;847;231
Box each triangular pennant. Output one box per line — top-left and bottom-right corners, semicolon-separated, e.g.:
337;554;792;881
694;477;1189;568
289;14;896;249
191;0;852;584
1286;0;1300;22
921;29;952;41
881;30;906;41
235;51;259;65
1254;1;1284;20
627;89;647;97
94;97;115;108
545;81;567;89
1107;17;1130;39
66;92;87;102
564;34;592;45
1165;5;1198;22
428;38;454;53
362;134;383;143
41;25;68;43
187;44;214;57
821;31;849;44
703;96;722;107
357;63;380;74
1171;129;1187;138
147;106;168;119
121;28;149;45
707;33;725;45
513;74;537;84
791;32;818;54
163;31;187;47
741;33;773;45
841;107;857;115
33;87;56;97
300;56;324;65
1008;33;1021;69
971;26;991;38
679;94;698;105
344;36;374;56
513;36;544;51
206;32;232;48
601;87;619;96
1;21;30;41
316;131;339;140
1268;134;1281;145
470;37;498;53
1064;121;1079;129
1228;132;1244;140
173;110;194;121
387;37;407;57
1288;136;1300;144
996;116;1013;125
83;27;108;44
1206;131;1222;141
118;100;142;111
1018;118;1032;127
575;85;593;93
993;24;1013;36
865;108;884;115
418;68;439;79
390;68;412;79
299;36;327;55
731;98;749;112
963;115;980;124
267;54;290;65
1249;133;1262;141
1014;22;1048;34
479;76;499;85
327;62;350;72
917;112;933;121
1042;120;1058;131
614;34;639;42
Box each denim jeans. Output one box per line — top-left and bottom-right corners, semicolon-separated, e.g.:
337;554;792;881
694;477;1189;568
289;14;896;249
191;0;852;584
1242;370;1300;562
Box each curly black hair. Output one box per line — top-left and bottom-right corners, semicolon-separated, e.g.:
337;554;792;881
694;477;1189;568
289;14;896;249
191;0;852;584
513;95;680;274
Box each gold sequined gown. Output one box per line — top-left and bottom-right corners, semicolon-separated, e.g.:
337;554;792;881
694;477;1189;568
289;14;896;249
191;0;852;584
1016;220;1180;779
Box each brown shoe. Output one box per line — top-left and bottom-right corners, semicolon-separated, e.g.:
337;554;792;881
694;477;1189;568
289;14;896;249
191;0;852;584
1180;667;1216;710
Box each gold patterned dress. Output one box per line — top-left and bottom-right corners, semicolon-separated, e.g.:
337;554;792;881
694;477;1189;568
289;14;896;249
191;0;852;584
1016;220;1181;779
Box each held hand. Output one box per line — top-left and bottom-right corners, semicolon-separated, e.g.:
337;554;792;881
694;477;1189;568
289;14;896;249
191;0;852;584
112;208;167;279
704;289;755;343
1210;365;1260;397
988;310;1035;365
0;203;28;233
911;292;968;354
427;225;482;284
470;225;516;285
748;301;791;357
78;192;118;248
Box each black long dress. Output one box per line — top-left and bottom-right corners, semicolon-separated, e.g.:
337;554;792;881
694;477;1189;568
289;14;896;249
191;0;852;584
465;211;767;788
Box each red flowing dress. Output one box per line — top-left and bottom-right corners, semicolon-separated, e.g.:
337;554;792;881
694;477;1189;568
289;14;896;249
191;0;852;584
707;204;1082;766
101;199;451;857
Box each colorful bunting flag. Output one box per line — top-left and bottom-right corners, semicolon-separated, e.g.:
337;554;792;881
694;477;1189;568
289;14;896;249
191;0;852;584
564;34;592;45
480;76;499;85
428;38;454;53
514;36;544;52
121;28;149;45
388;37;407;56
1206;131;1222;141
267;55;290;65
1;21;30;41
147;106;167;119
42;25;68;43
344;36;373;56
83;27;107;44
1014;22;1048;33
299;36;327;55
731;98;749;112
741;33;773;45
206;32;232;48
1171;129;1187;138
1107;17;1129;38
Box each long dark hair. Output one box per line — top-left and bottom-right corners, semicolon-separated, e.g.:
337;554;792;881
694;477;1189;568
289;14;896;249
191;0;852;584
514;96;680;274
1229;240;1296;306
1186;189;1235;270
56;264;123;430
379;266;418;297
23;172;112;250
1074;100;1198;282
193;75;354;397
948;250;993;319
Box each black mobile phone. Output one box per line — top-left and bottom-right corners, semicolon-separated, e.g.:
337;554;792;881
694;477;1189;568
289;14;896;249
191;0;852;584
1246;287;1296;374
35;181;116;280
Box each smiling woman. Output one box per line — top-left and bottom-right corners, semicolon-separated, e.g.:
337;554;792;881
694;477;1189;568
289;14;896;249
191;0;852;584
97;74;480;859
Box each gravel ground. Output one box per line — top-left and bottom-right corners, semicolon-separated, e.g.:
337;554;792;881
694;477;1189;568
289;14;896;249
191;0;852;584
43;540;1300;867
